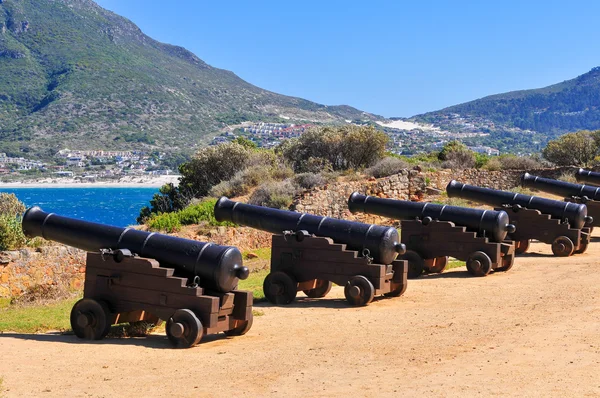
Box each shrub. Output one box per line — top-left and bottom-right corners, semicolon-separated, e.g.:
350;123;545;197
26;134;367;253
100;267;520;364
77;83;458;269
0;193;26;216
280;125;388;172
0;194;27;250
249;180;299;209
146;212;182;233
557;171;577;184
137;183;191;224
542;130;599;166
209;165;273;198
438;141;476;170
483;157;502;171
294;173;327;189
497;155;543;170
366;157;409;178
178;142;250;197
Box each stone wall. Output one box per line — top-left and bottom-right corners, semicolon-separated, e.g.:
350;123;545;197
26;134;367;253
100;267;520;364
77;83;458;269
291;169;425;222
0;246;86;298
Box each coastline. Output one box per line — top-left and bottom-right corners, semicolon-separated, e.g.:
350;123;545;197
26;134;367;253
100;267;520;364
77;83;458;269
0;175;181;188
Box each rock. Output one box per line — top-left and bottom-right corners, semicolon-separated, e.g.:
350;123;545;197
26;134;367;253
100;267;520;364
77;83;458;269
426;187;443;195
245;252;259;259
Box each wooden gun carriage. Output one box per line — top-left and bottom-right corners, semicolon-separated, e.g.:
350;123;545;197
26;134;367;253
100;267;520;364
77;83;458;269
214;198;408;307
447;180;593;257
22;207;253;348
348;193;517;278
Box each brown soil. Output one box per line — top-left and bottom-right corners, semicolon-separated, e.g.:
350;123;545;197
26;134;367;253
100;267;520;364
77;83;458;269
1;238;599;397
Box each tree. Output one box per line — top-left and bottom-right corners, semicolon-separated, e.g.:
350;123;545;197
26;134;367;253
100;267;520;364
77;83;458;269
542;130;599;166
178;142;249;197
438;141;476;169
136;183;191;224
279;125;388;172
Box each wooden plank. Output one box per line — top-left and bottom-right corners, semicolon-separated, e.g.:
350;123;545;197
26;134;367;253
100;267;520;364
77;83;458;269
107;300;219;327
85;268;204;296
86;253;174;277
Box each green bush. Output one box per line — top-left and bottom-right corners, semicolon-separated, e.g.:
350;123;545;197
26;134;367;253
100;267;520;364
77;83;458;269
0;193;26;216
0;215;27;251
209;165;273;198
146;212;182;233
146;198;234;232
294;173;327;189
280;125;388;172
249;180;299;209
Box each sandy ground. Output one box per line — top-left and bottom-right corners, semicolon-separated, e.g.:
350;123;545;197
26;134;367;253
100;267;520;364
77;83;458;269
0;175;180;188
0;238;599;397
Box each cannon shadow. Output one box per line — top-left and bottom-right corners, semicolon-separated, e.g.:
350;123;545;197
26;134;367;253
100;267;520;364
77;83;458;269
255;297;370;309
0;330;231;348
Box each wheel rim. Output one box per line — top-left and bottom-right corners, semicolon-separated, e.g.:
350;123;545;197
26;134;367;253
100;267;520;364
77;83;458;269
344;275;375;306
70;298;111;340
552;236;574;257
166;309;203;348
263;272;297;305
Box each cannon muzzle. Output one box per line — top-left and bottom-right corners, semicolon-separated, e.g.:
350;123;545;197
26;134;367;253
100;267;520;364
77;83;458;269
446;180;591;229
575;168;600;186
521;172;600;202
214;197;404;264
348;192;515;243
22;206;248;292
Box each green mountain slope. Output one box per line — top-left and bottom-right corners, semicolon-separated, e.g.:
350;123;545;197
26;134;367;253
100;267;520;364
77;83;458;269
411;67;600;153
0;0;378;157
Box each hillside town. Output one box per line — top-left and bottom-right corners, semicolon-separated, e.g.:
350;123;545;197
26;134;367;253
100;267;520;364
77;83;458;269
0;150;174;181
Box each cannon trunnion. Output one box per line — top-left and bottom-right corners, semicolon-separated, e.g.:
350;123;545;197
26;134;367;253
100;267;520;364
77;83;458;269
348;193;516;278
447;181;591;256
22;207;253;348
214;198;408;306
521;173;600;229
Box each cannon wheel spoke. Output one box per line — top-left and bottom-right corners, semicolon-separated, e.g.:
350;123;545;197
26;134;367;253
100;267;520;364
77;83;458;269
466;251;492;277
303;279;333;298
344;275;375;306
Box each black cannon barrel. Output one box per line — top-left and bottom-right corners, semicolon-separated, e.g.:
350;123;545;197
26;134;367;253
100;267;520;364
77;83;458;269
348;192;515;243
521;173;600;201
446;181;592;229
21;207;248;293
214;197;405;265
575;168;600;186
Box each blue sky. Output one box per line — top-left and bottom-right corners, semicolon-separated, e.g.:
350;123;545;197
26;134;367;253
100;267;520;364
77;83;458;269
95;0;600;118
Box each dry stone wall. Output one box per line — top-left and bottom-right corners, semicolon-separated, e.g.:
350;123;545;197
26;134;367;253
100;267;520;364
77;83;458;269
0;246;86;298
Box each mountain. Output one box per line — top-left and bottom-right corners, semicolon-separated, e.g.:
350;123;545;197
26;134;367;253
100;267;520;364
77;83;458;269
0;0;379;158
411;67;600;153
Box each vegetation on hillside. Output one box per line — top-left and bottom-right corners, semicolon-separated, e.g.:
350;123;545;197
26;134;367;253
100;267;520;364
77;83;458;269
542;130;600;167
0;0;378;158
413;67;600;153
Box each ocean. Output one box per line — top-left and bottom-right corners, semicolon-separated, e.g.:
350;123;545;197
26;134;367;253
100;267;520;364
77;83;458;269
0;187;159;227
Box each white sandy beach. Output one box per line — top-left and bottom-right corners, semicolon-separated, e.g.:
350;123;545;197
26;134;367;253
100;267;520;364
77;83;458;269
0;174;181;188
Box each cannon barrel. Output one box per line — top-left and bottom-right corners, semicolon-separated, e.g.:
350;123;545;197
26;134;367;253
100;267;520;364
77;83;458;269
214;197;405;265
446;181;592;229
21;207;248;293
521;173;600;201
348;192;515;243
575;168;600;186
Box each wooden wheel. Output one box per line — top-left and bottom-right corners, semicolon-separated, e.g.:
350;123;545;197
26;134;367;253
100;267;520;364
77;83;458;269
166;309;203;348
466;251;492;277
573;241;589;254
224;312;253;337
425;256;448;274
70;298;112;340
263;271;298;305
402;250;425;278
496;254;515;272
344;275;375;306
551;236;575;257
515;239;530;255
303;279;332;298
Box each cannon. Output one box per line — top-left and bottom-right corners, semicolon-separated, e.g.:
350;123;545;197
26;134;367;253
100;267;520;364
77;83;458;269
521;172;600;229
22;207;253;348
214;197;408;306
446;181;592;256
575;168;600;186
348;193;516;278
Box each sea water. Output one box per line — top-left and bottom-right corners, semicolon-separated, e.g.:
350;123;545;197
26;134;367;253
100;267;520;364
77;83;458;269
0;187;159;227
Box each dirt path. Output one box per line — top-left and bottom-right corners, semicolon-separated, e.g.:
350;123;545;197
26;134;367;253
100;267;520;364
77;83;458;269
1;238;599;397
